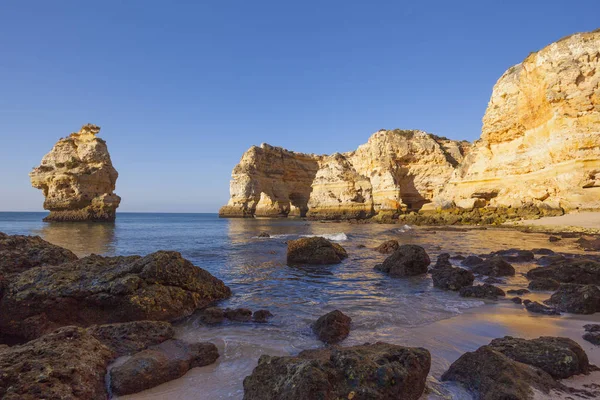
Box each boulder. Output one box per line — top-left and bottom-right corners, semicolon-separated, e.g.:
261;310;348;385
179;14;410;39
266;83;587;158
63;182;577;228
0;251;231;341
0;232;77;276
253;309;274;323
526;259;600;284
374;245;430;277
523;300;561;315
86;320;174;357
576;237;600;251
532;248;555;255
583;325;600;346
459;284;505;299
441;346;560;400
511;297;523;304
198;307;226;324
433;253;452;269
528;278;561;291
258;232;271;238
110;339;219;396
488;336;593;379
287;237;348;265
507;289;530;295
375;239;400;254
224;308;253;322
549;236;561;242
461;255;483;267
431;265;474;291
537;254;566;266
545;284;600;314
243;342;431;400
0;326;114;400
493;249;535;263
471;256;515;277
312;310;351;344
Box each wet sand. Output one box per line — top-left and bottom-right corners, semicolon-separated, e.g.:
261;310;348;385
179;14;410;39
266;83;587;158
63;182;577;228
511;212;600;234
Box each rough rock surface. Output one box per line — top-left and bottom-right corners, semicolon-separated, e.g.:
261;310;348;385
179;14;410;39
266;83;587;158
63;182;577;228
529;278;561;291
584;324;600;345
526;258;600;284
312;310;351;344
375;239;400;254
441;345;560;400
242;342;431;400
545;283;600;314
459;284;505;299
488;336;592;379
375;244;430;277
0;326;114;400
431;262;475;291
0;251;231;340
110;339;219;396
435;30;600;214
220;130;470;219
86;320;174;357
523;300;561;315
0;232;77;276
30;124;121;222
471;256;515;277
287;237;348;265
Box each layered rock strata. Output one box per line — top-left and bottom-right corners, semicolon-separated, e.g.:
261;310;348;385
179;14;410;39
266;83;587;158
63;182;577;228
220;130;470;219
221;30;600;221
30;124;121;222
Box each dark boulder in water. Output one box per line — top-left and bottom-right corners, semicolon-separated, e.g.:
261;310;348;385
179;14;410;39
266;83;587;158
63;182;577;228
459;284;505;299
526;258;600;284
461;255;483;267
0;326;114;400
258;232;270;238
0;232;77;277
431;264;474;291
492;249;535;263
488;336;593;379
511;297;523;304
583;324;600;346
536;254;566;266
110;339;219;396
441;345;561;400
0;251;231;341
507;288;530;295
545;284;600;314
253;309;274;323
374;244;430;277
433;253;452;269
312;310;351;344
286;237;348;265
523;300;561;315
375;239;400;254
224;308;253;322
471;256;515;277
243;342;431;400
86;320;174;357
528;278;560;291
532;248;555;255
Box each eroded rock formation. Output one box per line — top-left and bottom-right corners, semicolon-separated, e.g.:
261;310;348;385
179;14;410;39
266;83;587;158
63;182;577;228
30;124;121;222
220;130;470;219
431;30;600;214
221;30;600;221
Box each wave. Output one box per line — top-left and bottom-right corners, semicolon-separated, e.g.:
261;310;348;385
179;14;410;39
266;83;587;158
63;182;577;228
301;232;348;241
396;224;413;233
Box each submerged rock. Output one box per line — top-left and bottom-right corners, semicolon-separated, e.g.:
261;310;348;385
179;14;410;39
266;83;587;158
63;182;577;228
243;342;431;400
29;124;121;222
374;244;430;277
583;325;600;346
493;249;535;263
526;258;600;284
471;256;515;277
523;300;561;315
545;284;600;314
110;339;219;396
0;232;77;276
461;255;483;266
258;232;270;238
536;254;566;266
0;251;231;340
442;345;560;400
528;278;561;291
507;288;530;295
459;284;505;299
488;336;593;379
224;308;253;322
511;297;523;304
86;320;174;357
375;239;400;254
286;237;348;265
431;264;474;291
0;326;114;400
253;309;274;323
312;310;351;344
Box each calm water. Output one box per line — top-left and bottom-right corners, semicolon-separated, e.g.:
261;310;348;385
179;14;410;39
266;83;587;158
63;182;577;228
1;212;599;399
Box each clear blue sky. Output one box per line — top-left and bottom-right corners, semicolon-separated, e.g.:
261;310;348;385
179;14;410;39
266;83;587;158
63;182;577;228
1;1;598;213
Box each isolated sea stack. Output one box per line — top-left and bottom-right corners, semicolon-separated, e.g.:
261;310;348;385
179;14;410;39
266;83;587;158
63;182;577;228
30;124;121;222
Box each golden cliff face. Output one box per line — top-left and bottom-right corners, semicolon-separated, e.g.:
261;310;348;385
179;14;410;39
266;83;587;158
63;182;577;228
219;130;470;219
30;124;121;222
435;30;600;213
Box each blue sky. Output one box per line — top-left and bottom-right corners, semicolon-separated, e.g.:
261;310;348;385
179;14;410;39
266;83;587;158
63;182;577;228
1;1;599;213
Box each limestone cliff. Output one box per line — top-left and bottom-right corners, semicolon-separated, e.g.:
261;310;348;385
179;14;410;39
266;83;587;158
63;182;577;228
219;130;470;219
30;124;121;222
430;29;600;214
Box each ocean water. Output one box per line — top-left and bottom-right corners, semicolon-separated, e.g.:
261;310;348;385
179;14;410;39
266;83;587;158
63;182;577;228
1;212;599;399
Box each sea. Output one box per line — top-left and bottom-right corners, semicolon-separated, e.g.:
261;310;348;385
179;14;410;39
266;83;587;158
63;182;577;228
1;212;599;399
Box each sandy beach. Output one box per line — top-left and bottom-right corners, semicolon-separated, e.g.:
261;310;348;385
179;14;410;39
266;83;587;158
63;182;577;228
511;212;600;234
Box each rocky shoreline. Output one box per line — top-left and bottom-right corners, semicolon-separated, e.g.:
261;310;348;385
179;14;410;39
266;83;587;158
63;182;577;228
1;228;600;399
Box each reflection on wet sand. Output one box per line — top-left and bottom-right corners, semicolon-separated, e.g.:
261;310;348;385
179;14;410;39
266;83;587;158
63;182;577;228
34;222;116;257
